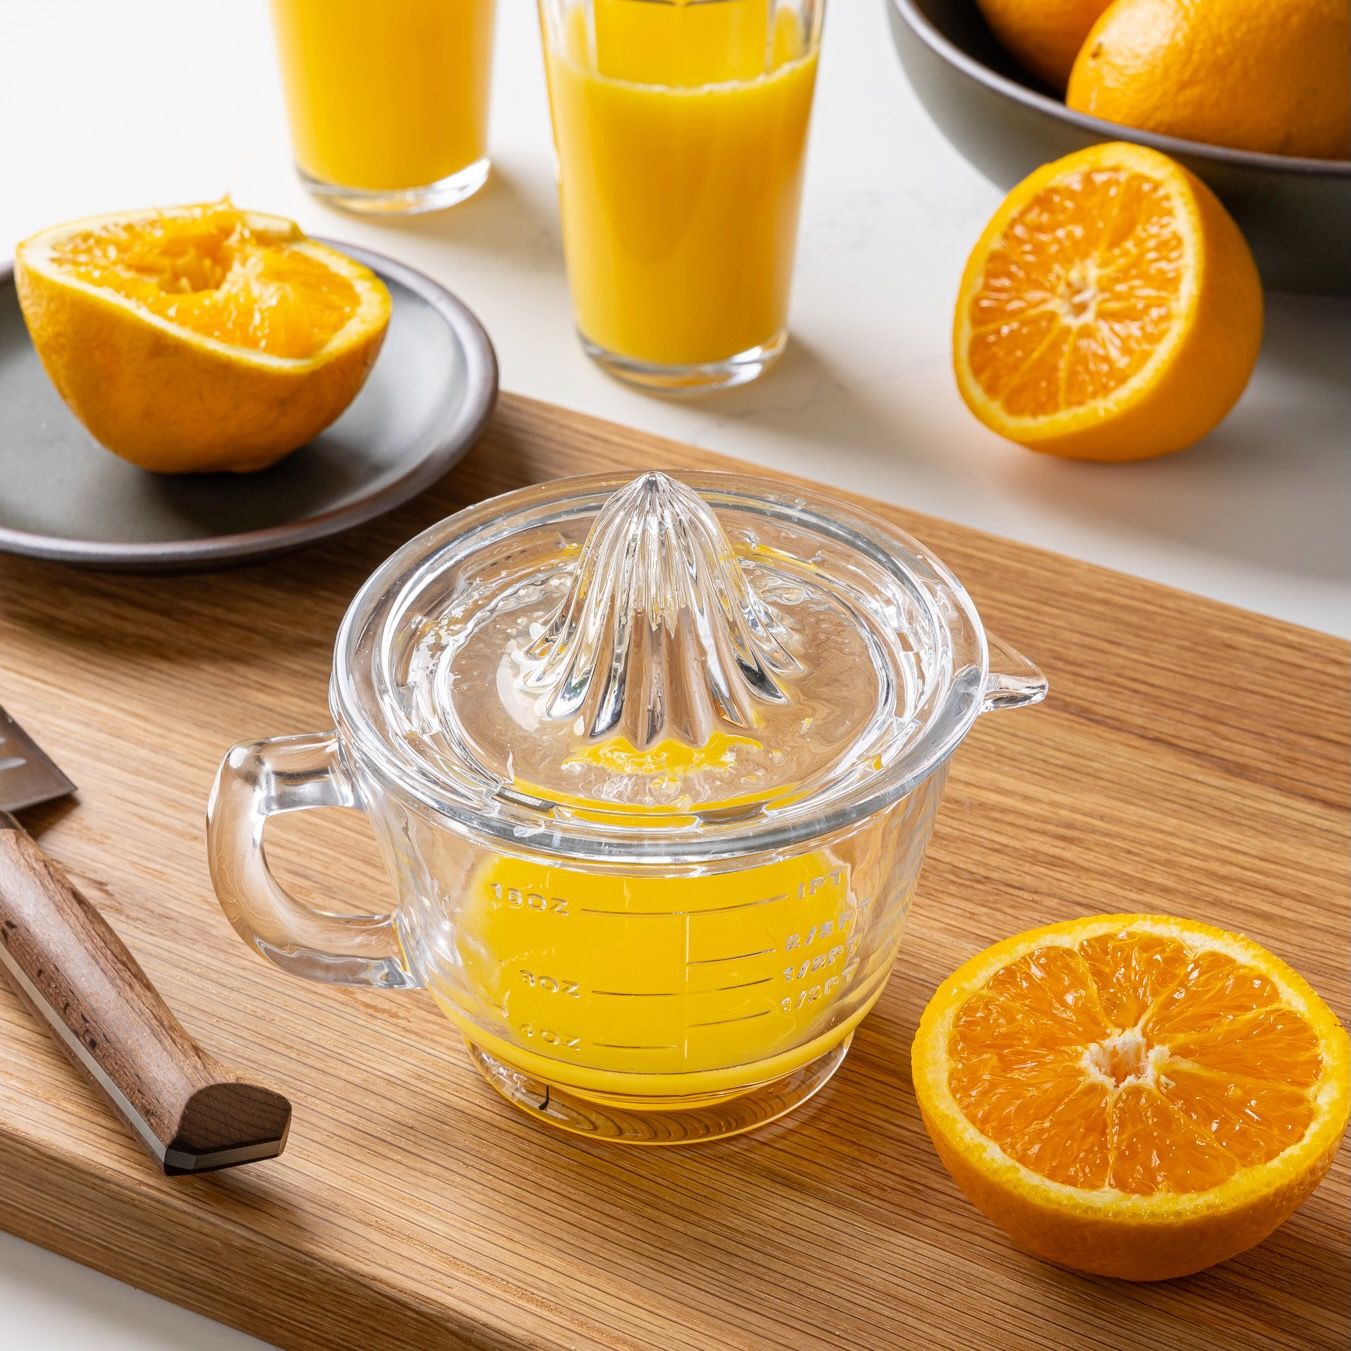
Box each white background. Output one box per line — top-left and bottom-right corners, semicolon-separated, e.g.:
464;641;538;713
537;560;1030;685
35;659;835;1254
1;1;1348;1346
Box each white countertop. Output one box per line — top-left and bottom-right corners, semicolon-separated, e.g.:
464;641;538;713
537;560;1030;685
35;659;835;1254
2;1;1348;1346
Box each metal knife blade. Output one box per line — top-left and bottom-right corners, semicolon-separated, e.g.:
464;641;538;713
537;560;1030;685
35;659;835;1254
0;703;76;814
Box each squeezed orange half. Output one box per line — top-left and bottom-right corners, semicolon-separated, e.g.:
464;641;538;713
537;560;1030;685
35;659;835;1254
17;201;390;472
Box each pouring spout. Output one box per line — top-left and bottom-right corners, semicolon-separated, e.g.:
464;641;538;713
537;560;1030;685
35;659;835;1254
981;632;1048;712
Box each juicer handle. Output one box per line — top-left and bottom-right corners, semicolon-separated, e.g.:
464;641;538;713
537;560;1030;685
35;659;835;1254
982;632;1049;712
207;731;420;991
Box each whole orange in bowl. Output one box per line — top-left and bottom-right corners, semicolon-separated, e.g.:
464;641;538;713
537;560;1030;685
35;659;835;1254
953;141;1262;460
887;0;1351;293
1068;0;1351;161
912;914;1350;1280
974;0;1113;90
16;200;391;473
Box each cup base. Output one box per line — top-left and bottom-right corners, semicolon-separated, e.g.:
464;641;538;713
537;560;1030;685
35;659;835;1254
580;329;787;394
296;158;490;216
465;1034;850;1145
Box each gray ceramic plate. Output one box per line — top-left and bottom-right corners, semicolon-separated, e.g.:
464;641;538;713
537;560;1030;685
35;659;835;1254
888;0;1351;294
0;241;497;569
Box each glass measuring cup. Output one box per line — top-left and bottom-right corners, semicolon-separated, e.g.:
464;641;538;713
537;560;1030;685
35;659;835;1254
207;472;1046;1143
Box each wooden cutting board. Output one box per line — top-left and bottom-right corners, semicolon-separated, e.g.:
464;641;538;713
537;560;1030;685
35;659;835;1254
0;394;1346;1351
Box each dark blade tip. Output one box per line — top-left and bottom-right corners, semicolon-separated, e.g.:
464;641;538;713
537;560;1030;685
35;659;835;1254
163;1135;290;1176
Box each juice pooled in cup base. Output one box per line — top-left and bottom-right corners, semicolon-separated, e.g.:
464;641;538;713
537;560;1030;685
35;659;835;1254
270;0;496;197
542;0;819;369
441;735;893;1107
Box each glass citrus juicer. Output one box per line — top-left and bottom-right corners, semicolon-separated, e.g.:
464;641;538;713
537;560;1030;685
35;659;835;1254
207;471;1046;1143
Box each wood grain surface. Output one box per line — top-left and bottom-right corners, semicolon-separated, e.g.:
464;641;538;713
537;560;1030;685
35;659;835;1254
0;393;1346;1350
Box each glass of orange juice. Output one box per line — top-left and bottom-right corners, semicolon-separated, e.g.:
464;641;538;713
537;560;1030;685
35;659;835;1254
269;0;498;215
538;0;824;391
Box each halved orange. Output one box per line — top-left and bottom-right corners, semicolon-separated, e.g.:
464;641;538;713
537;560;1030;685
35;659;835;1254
912;915;1349;1280
953;142;1263;461
16;200;390;473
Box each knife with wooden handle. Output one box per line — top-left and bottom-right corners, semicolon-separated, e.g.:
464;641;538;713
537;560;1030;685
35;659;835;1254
0;704;290;1174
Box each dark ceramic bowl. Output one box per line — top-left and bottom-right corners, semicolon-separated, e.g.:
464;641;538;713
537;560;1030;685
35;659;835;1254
886;0;1351;293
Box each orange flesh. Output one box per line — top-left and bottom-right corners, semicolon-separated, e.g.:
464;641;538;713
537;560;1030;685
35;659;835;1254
949;932;1322;1194
48;203;357;359
966;168;1187;418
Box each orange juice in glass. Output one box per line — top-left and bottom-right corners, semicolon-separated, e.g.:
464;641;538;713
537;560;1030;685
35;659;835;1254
539;0;824;391
270;0;497;215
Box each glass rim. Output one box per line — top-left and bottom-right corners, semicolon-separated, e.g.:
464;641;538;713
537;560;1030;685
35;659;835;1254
536;0;828;90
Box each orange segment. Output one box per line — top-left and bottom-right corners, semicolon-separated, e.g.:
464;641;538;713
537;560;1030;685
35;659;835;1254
953;143;1262;462
1165;1006;1324;1085
1107;1082;1235;1195
912;915;1349;1280
16;200;391;473
1077;928;1189;1028
1146;948;1283;1037
1160;1064;1314;1168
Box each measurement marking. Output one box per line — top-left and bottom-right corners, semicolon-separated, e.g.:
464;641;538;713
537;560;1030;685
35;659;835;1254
579;908;684;918
696;892;789;915
594;1042;679;1051
714;976;773;992
592;989;681;998
577;889;797;919
688;948;773;966
690;1010;771;1029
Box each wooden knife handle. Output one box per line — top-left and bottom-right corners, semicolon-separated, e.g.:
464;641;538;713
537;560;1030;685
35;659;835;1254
0;814;290;1174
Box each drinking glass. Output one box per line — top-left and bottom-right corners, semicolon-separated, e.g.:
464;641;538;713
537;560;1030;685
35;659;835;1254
269;0;497;215
538;0;825;390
